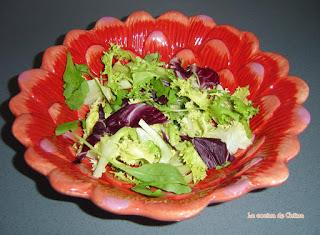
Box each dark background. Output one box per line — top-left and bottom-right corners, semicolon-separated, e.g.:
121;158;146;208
1;0;319;234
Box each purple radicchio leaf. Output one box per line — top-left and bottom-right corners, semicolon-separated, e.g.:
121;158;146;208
189;64;219;89
169;57;220;89
161;130;171;146
155;95;168;105
75;103;167;163
74;105;107;163
156;95;168;105
151;90;168;105
191;137;233;169
121;98;129;107
168;57;192;79
180;135;193;142
104;103;167;134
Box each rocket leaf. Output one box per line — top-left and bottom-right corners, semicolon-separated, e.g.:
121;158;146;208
63;52;89;110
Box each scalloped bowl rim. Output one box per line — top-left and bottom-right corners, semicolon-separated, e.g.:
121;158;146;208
9;10;310;221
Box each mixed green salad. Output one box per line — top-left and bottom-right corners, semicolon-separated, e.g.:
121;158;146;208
55;44;259;197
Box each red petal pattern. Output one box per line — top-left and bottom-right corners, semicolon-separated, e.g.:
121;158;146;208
199;39;230;71
125;11;155;55
236;62;265;99
49;167;95;198
143;31;170;61
94;17;127;47
204;25;241;60
64;30;100;64
188;15;216;50
9;11;310;221
156;11;189;56
175;49;198;66
41;45;68;78
250;95;281;133
85;45;105;76
218;69;237;92
231;32;259;71
249;52;289;95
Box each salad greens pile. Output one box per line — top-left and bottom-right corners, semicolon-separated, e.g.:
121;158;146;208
56;44;258;197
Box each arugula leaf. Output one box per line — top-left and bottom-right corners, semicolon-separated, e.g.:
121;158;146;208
63;53;89;110
75;64;90;74
111;160;191;195
148;179;191;194
113;171;139;184
132;184;163;197
150;79;170;98
123;163;186;184
55;120;79;136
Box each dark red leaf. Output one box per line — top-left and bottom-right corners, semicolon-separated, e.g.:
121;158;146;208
169;57;220;89
189;64;219;89
104;103;167;134
192;137;232;169
75;103;167;162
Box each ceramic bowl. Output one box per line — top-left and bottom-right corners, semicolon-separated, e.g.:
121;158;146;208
9;11;310;221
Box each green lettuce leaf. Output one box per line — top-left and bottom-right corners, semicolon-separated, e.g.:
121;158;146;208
179;103;215;137
101;44;134;76
84;100;100;136
171;77;210;109
143;52;160;62
138;119;174;164
207;86;258;138
205;121;253;154
118;139;160;165
93;127;137;178
231;86;258;119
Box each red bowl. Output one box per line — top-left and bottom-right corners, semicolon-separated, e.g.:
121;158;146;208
9;11;310;221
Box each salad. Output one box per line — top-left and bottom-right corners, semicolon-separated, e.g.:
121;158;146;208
55;44;259;197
